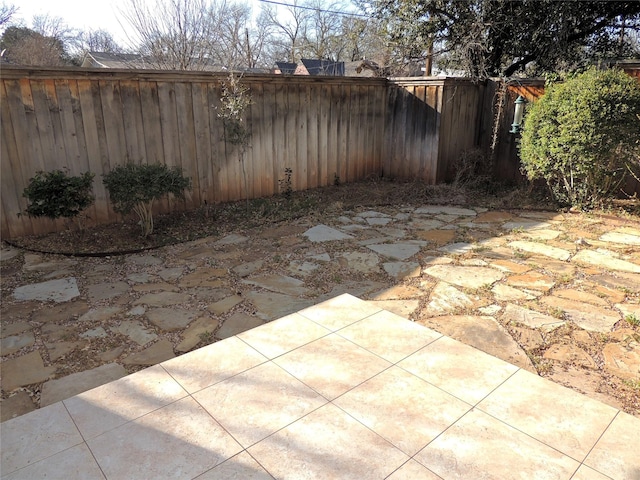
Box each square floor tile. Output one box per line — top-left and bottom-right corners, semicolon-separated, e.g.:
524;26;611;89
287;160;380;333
274;334;391;399
386;459;443;480
570;465;612;480
337;310;441;363
414;409;579;479
478;369;618;460
161;336;267;393
1;443;104;480
194;362;327;447
397;336;518;404
334;366;470;455
238;313;330;359
248;403;408;479
64;364;187;439
195;451;273;479
584;411;640;479
87;396;242;479
297;293;382;330
0;402;83;476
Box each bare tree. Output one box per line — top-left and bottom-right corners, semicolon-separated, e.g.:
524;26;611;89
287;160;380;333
119;0;218;70
0;2;17;28
262;0;311;63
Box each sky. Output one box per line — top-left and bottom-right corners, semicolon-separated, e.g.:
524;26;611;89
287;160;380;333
14;0;266;46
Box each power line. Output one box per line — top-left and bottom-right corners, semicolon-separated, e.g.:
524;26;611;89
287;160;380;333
256;0;370;18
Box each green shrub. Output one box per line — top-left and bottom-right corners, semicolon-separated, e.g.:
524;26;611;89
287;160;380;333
22;170;94;223
519;68;640;209
103;163;191;237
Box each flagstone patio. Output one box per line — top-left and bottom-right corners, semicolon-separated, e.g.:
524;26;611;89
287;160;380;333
1;294;638;479
1;205;639;424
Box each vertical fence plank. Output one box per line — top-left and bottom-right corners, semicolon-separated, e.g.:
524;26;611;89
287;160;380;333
191;82;213;204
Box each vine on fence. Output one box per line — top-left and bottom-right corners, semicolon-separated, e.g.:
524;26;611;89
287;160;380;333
217;73;252;210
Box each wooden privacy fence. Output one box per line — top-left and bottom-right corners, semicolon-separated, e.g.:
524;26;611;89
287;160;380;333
4;67;636;240
0;67;483;239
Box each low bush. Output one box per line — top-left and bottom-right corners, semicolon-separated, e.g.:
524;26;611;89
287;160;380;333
519;67;640;209
22;169;94;227
103;163;191;237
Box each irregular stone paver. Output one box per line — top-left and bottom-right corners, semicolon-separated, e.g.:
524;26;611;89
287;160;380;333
416;229;455;244
418;315;535;371
132;281;180;293
414;205;477;216
233;260;264;277
127;306;146;316
382;262;420;279
554;289;609;307
0;247;20;261
475;211;513;222
192;287;233;303
541;297;620;333
367;243;421;261
13;278;80;303
288;261;319;277
146;308;198;331
437;242;475;255
122;339;175;365
45;341;87;361
501;304;565;332
127;273;152;284
179;268;227;288
543;344;597;369
0;391;35;422
478;304;502;316
215;234;249;245
79;307;122;323
133;292;190;307
502;220;551;231
1;333;35;356
242;274;310;296
112;321;158;346
158;268;184;281
589;273;640;294
246;291;314;321
522;229;562;240
80;327;107;338
573;250;640;274
365;217;392;226
86;281;130;302
0;352;56;391
1;321;32;338
303;225;353;242
600;229;640;245
371;285;423;300
339;252;380;273
423;265;503;289
208;295;243;315
357;210;390;218
489;260;531;274
491;284;535;302
505;271;555;292
409;218;445;230
176;317;220;352
509;241;571;261
512;326;544;350
602;343;640;380
367;299;420;318
528;258;577;277
616;303;640;320
217;312;264;339
422;282;474;316
31;301;87;324
40;363;127;407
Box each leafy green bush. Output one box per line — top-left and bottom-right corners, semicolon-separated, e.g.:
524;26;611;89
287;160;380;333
103;163;191;237
22;170;94;223
520;68;640;208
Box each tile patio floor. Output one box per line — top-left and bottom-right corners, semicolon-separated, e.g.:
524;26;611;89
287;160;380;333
1;294;638;480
